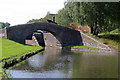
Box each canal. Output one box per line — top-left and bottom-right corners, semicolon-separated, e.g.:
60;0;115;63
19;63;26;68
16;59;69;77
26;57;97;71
6;47;118;78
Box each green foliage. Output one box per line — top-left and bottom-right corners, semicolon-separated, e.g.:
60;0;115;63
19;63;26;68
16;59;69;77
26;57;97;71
1;69;13;79
56;2;120;36
27;11;52;23
56;8;72;26
79;2;120;35
110;28;120;34
2;37;43;59
86;33;120;51
56;2;81;26
0;22;10;29
68;45;99;49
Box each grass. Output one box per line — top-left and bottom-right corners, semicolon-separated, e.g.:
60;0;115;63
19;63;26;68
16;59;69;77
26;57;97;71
68;45;99;49
34;32;41;34
86;32;120;52
110;28;120;34
0;63;1;72
0;37;43;79
1;37;43;59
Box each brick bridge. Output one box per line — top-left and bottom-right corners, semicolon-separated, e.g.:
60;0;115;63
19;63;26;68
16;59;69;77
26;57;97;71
4;22;83;47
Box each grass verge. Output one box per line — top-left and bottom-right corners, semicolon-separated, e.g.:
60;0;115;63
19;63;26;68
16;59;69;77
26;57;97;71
67;45;99;49
1;37;43;59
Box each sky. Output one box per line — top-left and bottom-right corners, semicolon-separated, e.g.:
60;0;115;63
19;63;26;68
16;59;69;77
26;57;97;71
0;0;65;26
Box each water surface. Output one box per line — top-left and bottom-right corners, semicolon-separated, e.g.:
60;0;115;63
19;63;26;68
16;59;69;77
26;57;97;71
6;47;118;78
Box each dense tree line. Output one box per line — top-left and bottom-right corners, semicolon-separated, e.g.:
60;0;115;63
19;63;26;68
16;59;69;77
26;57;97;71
0;22;10;29
57;2;120;36
27;2;120;36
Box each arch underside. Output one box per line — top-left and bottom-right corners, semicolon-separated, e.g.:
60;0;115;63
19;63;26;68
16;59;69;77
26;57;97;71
5;22;84;47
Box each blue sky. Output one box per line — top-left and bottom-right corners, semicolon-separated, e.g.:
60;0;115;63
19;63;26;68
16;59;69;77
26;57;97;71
0;0;65;26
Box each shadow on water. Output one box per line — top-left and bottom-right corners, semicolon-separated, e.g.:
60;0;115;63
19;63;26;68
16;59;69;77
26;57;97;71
6;47;118;78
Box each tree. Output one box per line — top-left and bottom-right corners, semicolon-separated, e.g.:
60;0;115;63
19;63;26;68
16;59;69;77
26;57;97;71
79;2;120;36
0;22;10;29
56;8;72;26
27;11;52;23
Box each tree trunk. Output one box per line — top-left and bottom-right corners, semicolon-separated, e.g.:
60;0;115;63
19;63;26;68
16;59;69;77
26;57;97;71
91;26;94;34
93;20;98;36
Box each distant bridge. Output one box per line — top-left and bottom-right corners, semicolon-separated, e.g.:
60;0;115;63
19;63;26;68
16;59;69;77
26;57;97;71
4;22;83;47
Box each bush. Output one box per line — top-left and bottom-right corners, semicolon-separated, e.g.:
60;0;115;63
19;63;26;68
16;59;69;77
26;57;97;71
110;28;120;34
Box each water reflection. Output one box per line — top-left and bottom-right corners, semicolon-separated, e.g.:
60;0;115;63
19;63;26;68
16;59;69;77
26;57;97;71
72;51;118;78
28;47;61;68
6;47;118;78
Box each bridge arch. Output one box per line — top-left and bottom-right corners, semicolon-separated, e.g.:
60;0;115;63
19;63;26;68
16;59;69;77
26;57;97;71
5;22;83;47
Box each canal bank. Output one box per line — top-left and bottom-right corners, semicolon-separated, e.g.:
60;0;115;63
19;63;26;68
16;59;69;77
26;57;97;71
62;46;118;54
1;37;44;69
1;37;44;79
2;49;44;69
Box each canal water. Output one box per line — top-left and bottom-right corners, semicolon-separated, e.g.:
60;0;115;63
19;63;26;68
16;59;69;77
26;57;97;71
6;47;118;78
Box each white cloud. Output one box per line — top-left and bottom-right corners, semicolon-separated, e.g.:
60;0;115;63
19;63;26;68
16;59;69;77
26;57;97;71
0;0;65;26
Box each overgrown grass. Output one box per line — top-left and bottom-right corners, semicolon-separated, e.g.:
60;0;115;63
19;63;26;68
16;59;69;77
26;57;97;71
1;37;43;59
68;45;99;49
86;33;120;52
110;28;120;34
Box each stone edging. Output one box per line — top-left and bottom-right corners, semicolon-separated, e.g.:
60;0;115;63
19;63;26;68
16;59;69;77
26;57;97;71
80;32;111;50
2;48;44;69
63;47;117;53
